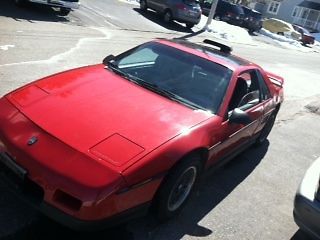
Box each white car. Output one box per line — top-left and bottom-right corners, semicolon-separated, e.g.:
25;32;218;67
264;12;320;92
294;157;320;239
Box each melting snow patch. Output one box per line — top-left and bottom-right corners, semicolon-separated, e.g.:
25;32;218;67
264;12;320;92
0;45;15;51
197;16;253;44
259;28;319;53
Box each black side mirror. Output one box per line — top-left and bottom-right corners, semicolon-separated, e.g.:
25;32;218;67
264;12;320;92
229;108;252;125
103;54;115;65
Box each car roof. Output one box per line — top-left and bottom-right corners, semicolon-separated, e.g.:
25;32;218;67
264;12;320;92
155;39;253;69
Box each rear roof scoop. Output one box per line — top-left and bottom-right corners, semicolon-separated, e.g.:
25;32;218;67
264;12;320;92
203;39;233;54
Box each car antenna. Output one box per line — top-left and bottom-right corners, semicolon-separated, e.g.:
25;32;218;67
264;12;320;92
203;39;232;54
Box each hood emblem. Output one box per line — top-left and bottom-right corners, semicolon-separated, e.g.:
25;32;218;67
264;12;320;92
27;136;38;146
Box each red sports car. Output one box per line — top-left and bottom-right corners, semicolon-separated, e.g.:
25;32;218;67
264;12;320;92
0;39;284;230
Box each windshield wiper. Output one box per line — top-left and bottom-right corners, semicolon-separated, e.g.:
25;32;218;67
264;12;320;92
106;61;130;78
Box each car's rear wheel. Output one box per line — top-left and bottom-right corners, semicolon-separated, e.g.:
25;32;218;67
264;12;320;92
186;23;194;29
154;155;202;221
140;0;147;11
163;10;173;23
255;111;277;146
59;7;71;16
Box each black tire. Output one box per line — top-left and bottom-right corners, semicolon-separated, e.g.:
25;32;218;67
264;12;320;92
186;23;194;29
58;7;71;16
140;0;147;11
14;0;27;6
163;10;173;23
255;111;277;146
154;155;202;221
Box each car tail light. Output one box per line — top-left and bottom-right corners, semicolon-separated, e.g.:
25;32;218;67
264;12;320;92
176;3;187;10
53;189;82;211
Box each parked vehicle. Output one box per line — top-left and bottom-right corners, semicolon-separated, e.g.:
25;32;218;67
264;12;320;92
241;6;262;33
0;38;284;230
139;0;201;28
263;18;301;41
294;157;320;239
200;0;245;26
292;24;315;45
14;0;79;15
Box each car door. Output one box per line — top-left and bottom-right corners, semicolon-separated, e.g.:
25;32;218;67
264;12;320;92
207;69;266;166
253;69;275;134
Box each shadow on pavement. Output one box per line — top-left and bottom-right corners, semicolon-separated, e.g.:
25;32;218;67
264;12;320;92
3;142;268;240
130;141;269;239
0;0;69;23
133;8;194;33
291;229;313;240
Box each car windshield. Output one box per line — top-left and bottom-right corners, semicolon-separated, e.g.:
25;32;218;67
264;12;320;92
108;42;233;113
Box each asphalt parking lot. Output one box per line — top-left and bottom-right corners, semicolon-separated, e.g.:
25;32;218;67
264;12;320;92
1;1;320;239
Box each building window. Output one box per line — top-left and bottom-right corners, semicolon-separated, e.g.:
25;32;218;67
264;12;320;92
292;6;300;17
267;1;281;15
301;8;309;19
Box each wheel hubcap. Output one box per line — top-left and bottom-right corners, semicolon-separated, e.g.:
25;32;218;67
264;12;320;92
167;166;197;212
164;12;171;22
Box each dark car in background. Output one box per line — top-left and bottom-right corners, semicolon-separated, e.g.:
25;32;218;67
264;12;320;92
140;0;202;28
14;0;79;15
200;0;244;26
241;6;262;33
293;24;315;45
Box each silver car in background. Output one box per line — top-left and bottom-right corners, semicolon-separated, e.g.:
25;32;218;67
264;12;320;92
139;0;201;29
294;157;320;239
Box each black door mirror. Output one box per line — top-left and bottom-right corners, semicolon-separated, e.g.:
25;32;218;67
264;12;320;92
103;54;115;65
229;108;252;125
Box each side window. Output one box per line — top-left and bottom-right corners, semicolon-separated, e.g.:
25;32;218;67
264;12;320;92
228;70;261;113
255;70;271;100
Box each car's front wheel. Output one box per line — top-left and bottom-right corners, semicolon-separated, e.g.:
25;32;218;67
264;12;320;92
59;7;71;16
186;23;194;29
154;155;202;221
163;10;173;23
140;0;147;11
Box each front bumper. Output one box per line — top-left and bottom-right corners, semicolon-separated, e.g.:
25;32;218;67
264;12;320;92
28;0;80;9
293;157;320;239
0;161;149;231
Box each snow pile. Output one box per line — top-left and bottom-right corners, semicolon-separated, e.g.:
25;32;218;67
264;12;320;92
197;16;253;44
259;28;319;53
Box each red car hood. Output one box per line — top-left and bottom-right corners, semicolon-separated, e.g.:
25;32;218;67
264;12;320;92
7;64;212;168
